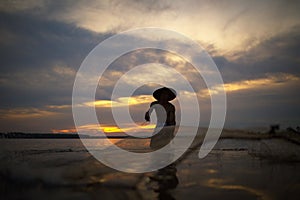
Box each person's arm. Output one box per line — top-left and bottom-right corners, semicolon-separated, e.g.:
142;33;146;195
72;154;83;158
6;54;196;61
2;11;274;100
145;111;150;121
145;102;156;121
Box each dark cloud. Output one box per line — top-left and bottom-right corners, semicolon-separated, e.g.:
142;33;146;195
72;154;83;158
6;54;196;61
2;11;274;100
212;25;300;83
0;12;111;108
0;12;109;73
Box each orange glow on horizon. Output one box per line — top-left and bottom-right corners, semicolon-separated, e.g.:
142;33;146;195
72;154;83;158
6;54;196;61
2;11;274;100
102;123;156;133
52;123;156;134
51;128;77;133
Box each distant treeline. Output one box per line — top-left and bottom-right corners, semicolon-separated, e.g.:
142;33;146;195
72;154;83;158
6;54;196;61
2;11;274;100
0;132;81;139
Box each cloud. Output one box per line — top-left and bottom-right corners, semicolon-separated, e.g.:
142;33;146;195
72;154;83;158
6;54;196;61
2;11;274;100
86;95;154;108
0;107;58;119
2;0;300;54
0;12;108;73
0;105;74;132
0;11;111;108
1;1;300;131
211;25;300;86
199;73;300;98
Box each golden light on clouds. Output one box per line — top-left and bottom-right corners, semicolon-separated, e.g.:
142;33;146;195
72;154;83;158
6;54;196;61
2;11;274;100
200;73;300;97
2;73;298;122
84;95;154;108
1;72;297;122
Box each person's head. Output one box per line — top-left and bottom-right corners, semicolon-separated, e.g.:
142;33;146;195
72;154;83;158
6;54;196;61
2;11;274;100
159;90;170;103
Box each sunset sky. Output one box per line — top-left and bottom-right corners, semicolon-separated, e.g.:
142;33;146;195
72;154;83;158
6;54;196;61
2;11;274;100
0;0;300;133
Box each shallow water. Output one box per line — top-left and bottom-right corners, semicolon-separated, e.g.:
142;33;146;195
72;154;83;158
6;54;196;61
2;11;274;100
0;138;299;200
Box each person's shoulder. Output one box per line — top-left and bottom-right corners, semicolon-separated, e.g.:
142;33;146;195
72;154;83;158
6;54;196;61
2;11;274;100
167;102;175;106
150;101;159;106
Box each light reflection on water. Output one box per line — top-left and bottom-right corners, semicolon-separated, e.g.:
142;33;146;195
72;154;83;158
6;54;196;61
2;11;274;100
177;148;300;200
0;138;300;200
205;178;271;200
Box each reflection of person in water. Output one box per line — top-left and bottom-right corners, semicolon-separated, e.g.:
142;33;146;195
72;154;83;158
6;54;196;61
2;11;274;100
145;87;179;196
145;87;176;149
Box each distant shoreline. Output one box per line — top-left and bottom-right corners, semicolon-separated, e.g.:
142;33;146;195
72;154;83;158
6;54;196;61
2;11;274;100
1;129;300;145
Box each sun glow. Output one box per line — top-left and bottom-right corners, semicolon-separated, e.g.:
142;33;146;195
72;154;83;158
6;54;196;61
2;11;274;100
84;95;154;108
53;123;156;134
52;128;77;133
102;123;156;133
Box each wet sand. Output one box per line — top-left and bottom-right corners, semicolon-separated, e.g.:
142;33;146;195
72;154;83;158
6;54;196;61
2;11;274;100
0;130;300;200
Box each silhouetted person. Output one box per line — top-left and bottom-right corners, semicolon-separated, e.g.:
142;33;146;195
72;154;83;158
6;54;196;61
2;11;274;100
145;87;179;196
145;87;176;149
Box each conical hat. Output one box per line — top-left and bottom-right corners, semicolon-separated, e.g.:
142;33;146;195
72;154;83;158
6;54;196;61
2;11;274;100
153;87;176;101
